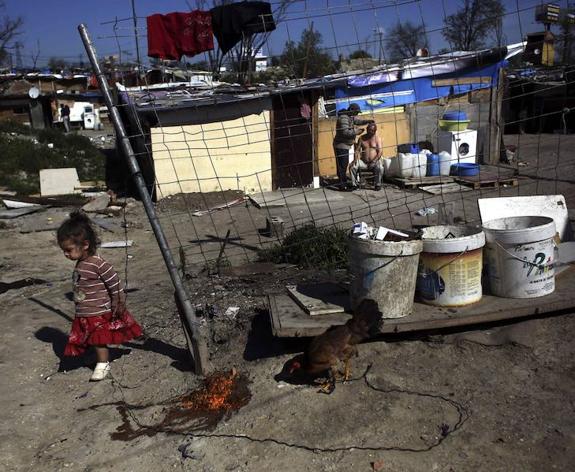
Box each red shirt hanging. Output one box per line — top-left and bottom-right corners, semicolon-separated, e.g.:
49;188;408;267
147;11;213;60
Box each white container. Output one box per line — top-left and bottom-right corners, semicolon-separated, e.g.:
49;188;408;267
383;157;398;177
412;152;427;178
349;236;423;318
482;216;556;298
417;225;486;306
398;153;414;178
437;129;477;166
438;151;454;176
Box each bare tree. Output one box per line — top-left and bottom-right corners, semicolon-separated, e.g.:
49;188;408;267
442;0;505;51
385;21;428;62
0;1;23;66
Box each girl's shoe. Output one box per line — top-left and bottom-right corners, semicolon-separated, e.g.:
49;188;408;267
90;362;111;381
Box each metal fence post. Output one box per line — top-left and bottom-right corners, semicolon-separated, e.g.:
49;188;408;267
78;24;211;375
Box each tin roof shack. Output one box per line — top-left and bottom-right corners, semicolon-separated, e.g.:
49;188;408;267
324;46;519;167
118;83;321;199
0;74;104;130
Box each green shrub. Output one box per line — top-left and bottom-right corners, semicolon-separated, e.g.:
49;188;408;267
0;120;32;135
259;224;349;269
0;128;105;195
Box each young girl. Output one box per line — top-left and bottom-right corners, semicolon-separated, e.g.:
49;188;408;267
57;211;142;381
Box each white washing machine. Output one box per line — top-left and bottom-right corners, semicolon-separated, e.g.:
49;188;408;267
437;129;477;165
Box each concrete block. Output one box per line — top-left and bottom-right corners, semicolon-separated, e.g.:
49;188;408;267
39;168;80;197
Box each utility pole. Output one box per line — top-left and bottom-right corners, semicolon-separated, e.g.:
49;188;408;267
131;0;142;84
374;27;384;64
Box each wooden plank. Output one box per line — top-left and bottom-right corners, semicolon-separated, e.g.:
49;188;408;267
269;267;575;337
286;282;350;316
455;174;518;189
432;77;492;87
269;293;351;337
488;68;505;165
386;175;454;188
420;183;472;195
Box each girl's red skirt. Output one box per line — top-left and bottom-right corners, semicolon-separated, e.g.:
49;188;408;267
64;310;143;356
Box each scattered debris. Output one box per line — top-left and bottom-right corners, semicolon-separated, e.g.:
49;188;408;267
81;193;111;212
1;199;40;209
224;306;240;319
265;216;284;238
0;206;45;219
91;218;117;233
416;207;437;216
351;221;409;240
101;240;133;248
192;197;246;216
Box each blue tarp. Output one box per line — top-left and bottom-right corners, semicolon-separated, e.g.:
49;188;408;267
335;61;506;112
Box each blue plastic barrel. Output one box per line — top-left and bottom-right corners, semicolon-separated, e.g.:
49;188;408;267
426;153;440;176
409;143;420;154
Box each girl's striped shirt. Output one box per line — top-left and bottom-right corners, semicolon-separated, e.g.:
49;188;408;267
73;255;125;317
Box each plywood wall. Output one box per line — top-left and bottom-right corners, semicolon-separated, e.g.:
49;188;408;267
150;111;272;198
316;112;410;177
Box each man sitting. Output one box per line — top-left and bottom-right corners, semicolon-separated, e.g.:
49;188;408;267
350;123;383;191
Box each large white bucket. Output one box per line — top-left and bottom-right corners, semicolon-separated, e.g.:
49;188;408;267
349;236;423;318
416;225;485;306
482;216;556;298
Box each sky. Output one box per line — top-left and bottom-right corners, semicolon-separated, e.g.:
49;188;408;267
2;0;567;68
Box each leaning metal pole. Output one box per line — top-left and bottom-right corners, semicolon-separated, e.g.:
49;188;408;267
78;24;210;374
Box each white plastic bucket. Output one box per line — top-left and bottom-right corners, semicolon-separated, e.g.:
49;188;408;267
482;216;556;298
438;151;454;176
398;153;414;178
416;225;485;306
349;236;423;318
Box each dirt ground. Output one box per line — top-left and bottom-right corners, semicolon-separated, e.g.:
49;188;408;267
1;134;575;471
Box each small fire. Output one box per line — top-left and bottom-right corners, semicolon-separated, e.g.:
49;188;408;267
180;368;243;412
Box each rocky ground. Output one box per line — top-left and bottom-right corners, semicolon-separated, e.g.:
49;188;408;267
0;197;574;472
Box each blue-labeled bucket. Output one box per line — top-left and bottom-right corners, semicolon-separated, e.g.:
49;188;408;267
426;153;440;176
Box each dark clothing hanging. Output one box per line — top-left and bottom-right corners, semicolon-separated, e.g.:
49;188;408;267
147;11;213;60
210;1;276;54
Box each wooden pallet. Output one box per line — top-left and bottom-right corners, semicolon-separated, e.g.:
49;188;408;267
455;173;518;189
385;175;454;188
269;267;575;338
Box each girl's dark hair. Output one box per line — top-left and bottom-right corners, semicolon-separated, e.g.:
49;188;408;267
57;210;100;255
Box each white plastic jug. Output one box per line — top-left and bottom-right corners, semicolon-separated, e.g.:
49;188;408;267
438;151;453;176
412;152;427;178
383;157;398;177
398;153;414;178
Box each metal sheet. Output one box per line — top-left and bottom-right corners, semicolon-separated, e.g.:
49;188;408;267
478;195;572;241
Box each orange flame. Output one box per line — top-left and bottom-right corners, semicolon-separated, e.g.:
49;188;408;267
180;369;240;412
